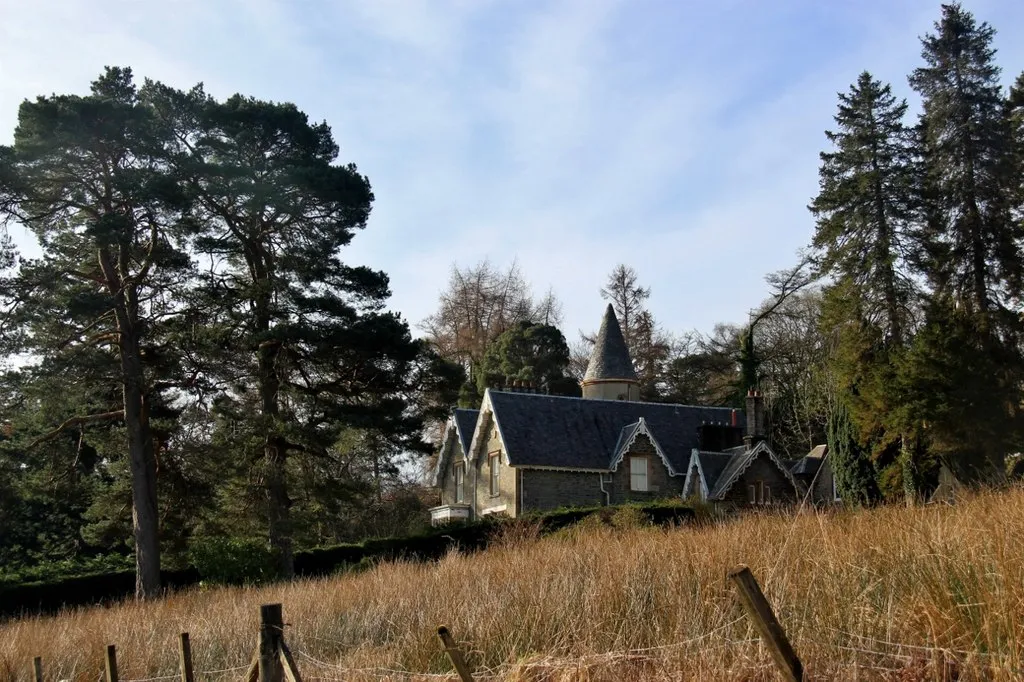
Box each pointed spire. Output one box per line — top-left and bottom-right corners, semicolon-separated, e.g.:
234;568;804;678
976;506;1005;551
583;304;639;382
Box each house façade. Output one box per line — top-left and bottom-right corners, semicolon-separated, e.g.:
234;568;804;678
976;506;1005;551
430;304;837;523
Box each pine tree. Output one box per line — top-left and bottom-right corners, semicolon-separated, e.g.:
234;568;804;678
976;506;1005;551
0;68;195;597
475;321;578;397
904;4;1023;483
145;82;457;575
909;3;1022;322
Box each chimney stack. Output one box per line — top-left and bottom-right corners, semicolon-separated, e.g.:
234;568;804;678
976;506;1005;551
744;389;765;449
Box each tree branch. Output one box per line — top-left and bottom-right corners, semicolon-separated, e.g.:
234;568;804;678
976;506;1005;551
28;410;125;448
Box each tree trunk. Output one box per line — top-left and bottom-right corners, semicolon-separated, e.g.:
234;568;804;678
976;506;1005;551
258;335;294;578
114;296;162;599
99;241;162;600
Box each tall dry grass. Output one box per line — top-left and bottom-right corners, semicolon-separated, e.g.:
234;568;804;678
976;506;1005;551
3;488;1024;681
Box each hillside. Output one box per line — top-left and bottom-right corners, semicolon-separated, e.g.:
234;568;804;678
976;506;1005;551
3;490;1024;681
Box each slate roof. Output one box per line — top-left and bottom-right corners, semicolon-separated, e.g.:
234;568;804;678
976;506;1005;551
790;456;823;477
453;408;478;455
696;452;735;492
583;304;639;383
486;390;736;472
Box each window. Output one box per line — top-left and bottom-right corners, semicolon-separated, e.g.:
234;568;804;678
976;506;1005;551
489;453;500;496
630;456;648;491
455;463;465;503
747;481;771;505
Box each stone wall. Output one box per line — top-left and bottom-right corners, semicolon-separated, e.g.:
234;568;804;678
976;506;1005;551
520;469;605;512
810;456;838;504
473;421;517;517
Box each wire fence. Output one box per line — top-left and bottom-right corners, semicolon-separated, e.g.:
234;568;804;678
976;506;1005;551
25;590;1024;682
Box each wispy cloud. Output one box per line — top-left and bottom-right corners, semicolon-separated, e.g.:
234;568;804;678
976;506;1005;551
2;0;1023;340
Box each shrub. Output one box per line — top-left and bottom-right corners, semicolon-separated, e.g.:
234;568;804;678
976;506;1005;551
190;537;282;586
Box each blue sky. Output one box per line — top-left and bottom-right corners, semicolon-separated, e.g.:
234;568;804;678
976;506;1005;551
2;0;1023;341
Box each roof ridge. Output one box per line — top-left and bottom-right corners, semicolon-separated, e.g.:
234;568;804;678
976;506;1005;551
487;389;739;411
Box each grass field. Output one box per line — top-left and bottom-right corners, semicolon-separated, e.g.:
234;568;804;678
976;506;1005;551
2;488;1024;681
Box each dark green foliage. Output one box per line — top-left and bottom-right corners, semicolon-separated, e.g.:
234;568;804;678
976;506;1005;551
893;300;1017;484
826;399;879;505
909;3;1022;318
190;537;282;586
0;503;695;618
475;321;577;396
810;72;916;346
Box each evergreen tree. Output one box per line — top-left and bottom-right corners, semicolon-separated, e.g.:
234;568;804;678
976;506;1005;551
810;72;916;344
905;3;1023;482
1007;72;1024;230
475;321;579;398
909;3;1022;322
0;68;195;597
146;82;456;576
826;398;879;506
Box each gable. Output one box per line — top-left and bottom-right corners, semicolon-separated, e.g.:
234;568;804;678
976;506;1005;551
431;409;480;487
609;419;678;476
709;441;801;500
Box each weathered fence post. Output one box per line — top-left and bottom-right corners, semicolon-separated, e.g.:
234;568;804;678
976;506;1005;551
437;626;475;682
278;641;303;682
104;645;119;682
31;657;43;682
258;604;284;682
728;565;803;682
178;633;195;682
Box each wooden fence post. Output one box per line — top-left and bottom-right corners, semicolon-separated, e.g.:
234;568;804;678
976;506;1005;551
436;626;475;682
104;645;119;682
258;604;285;682
178;633;195;682
31;657;43;682
278;642;303;682
728;565;803;682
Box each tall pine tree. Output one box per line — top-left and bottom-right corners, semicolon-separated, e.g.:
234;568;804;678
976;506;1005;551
905;3;1023;483
909;3;1022;322
0;68;195;597
145;82;457;576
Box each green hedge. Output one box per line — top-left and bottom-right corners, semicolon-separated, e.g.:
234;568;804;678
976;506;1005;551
0;502;695;619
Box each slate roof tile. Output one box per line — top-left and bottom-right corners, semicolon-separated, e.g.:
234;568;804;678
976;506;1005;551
583;304;639;382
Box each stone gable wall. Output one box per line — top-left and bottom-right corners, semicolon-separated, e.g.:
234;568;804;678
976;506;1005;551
473;422;517;516
607;433;685;504
810;456;837;504
720;454;797;505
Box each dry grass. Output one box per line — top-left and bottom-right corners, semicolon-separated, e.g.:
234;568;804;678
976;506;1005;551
4;488;1024;681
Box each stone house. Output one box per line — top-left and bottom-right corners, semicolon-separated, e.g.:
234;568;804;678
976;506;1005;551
430;305;835;523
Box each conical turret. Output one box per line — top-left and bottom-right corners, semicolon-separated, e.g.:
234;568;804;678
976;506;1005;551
581;304;640;401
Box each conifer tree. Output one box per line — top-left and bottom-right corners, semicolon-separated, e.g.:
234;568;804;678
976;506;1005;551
905;3;1022;483
909;3;1022;322
0;68;194;597
810;72;916;344
144;83;458;576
